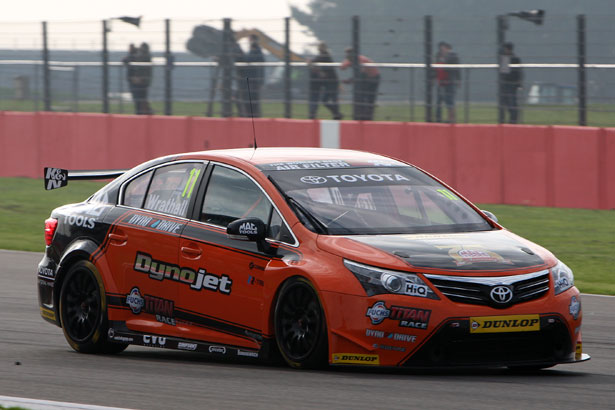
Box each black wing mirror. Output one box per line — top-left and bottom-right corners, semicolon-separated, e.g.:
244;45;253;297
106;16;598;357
227;218;275;255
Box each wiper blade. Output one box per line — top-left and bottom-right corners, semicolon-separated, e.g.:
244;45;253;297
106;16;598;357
267;175;329;235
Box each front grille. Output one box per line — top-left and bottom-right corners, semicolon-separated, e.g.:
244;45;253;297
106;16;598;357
403;316;573;367
424;270;550;308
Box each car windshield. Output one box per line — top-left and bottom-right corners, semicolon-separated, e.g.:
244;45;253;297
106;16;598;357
267;166;492;235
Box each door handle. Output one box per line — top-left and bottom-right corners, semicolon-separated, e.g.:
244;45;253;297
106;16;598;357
181;246;202;258
108;232;128;245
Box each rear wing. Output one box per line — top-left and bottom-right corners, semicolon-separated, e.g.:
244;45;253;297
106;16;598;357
44;167;128;190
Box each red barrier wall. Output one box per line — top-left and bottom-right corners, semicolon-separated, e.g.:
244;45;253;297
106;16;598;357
0;111;613;210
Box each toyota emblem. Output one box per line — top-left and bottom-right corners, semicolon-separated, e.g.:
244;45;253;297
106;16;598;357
490;285;513;304
300;175;327;184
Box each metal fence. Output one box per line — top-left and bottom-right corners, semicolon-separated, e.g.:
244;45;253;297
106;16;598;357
0;14;614;126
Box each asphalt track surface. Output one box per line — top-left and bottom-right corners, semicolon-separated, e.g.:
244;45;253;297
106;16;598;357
1;250;613;410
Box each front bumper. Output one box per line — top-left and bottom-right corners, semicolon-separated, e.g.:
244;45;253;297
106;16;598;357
322;287;587;367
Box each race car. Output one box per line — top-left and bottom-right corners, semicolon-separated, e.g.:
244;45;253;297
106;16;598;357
38;147;589;369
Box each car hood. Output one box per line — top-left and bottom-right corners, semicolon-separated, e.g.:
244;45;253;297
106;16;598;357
317;229;554;274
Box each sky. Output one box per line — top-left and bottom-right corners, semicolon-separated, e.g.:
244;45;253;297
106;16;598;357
1;0;307;22
0;0;314;52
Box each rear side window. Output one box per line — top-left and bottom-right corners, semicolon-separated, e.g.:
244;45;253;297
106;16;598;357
140;163;203;217
201;166;272;227
123;170;153;208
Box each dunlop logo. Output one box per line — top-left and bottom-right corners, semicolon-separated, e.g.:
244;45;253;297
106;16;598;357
470;314;540;333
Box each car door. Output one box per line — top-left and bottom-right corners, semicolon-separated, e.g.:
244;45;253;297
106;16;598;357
102;161;205;339
177;163;294;349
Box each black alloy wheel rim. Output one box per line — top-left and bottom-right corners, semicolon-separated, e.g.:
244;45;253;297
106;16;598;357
63;269;101;342
278;283;322;361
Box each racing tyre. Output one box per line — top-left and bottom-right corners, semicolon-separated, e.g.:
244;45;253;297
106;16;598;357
59;260;128;354
274;277;328;369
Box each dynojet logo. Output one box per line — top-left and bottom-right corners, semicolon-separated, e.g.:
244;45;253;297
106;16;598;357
134;252;232;295
332;353;380;365
470;314;540;334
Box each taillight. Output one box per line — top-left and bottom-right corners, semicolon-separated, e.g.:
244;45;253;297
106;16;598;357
44;218;58;246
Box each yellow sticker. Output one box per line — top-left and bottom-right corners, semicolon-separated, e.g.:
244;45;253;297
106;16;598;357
40;307;56;321
469;314;540;333
575;342;583;360
332;353;380;365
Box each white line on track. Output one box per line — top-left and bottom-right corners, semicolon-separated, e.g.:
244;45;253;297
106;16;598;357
0;395;137;410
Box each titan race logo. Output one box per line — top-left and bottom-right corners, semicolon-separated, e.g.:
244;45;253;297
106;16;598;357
134;252;232;295
366;301;431;330
125;287;176;325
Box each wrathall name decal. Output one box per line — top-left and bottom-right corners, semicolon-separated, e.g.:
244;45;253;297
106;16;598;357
134;252;232;295
300;174;410;184
366;301;431;329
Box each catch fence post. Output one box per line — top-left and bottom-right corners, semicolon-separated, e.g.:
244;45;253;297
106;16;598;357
284;17;292;118
165;19;173;116
577;15;587;126
351;15;360;120
221;18;233;118
424;15;432;122
102;19;109;113
42;21;51;111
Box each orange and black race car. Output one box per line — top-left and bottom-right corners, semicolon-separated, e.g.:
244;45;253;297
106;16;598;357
38;148;589;369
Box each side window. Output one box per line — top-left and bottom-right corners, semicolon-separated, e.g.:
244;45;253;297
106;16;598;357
123;170;153;208
143;163;203;217
201;166;272;227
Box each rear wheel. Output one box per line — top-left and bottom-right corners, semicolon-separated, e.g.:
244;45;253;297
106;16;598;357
274;277;328;369
59;260;127;354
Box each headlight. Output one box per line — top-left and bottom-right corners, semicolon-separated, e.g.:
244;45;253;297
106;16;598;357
552;260;574;295
344;259;439;299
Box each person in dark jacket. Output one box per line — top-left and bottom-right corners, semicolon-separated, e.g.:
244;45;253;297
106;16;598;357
126;42;153;115
237;34;265;117
340;47;380;121
434;41;460;123
499;42;523;124
308;42;342;120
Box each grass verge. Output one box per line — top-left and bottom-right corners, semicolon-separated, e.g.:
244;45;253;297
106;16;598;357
0;177;612;294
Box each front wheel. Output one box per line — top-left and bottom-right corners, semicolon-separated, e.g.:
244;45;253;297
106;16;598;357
59;260;127;354
274;277;328;369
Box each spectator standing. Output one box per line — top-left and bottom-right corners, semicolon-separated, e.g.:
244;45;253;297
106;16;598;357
122;44;139;114
499;42;523;124
434;41;460;123
340;48;380;121
237;34;265;117
128;42;153;115
308;42;342;120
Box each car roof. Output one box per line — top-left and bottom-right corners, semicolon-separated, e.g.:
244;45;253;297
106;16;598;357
178;147;404;166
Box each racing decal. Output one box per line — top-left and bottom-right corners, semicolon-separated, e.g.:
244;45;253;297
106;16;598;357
178;342;197;351
469;315;540;333
134;252;233;295
208;346;227;354
122;214;183;235
436;189;458;201
143;334;167;347
247;275;264;287
38;266;55;278
40;307;56;321
365;329;417;343
125;287;176;325
372;344;406;352
569;296;581;320
44;167;68;190
259;160;352;171
366;301;431;330
144;194;189;216
300;173;410;185
107;328;134;343
437;245;512;267
575;342;582;360
239;221;259;235
331;353;379;365
65;214;96;229
237;350;259;358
